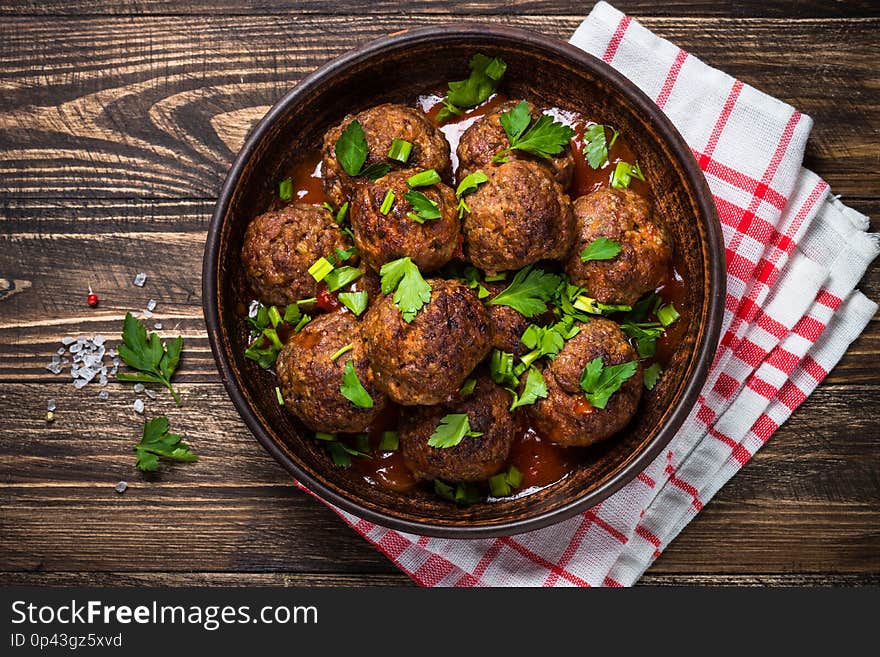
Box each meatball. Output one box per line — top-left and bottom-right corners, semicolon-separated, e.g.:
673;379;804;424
529;318;642;447
400;377;516;482
322;103;452;207
350;170;460;272
276;312;388;434
361;279;493;406
463;160;574;273
241;203;353;306
456;99;575;189
564;188;673;305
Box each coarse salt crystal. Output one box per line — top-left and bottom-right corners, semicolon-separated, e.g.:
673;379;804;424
147;299;157;311
56;347;66;356
98;390;109;400
133;399;145;414
46;362;62;374
115;481;128;494
154;322;163;330
99;375;108;386
144;388;157;400
73;378;88;389
133;272;146;287
93;335;106;346
61;337;75;346
69;343;82;354
133;383;145;393
47;399;57;411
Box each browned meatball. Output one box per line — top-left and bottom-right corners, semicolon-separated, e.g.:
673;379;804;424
456;100;575;189
276;312;388;434
564;188;673;305
361;279;493;406
529;318;642;447
399;377;516;482
241;203;353;306
350;170;460;272
463;160;574;273
322;103;452;207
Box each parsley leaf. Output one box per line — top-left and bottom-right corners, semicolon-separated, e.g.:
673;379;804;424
427;413;483;449
489;465;523;497
579;358;638;409
580;237;622;262
335;120;369;176
488;266;562;317
437;54;507;122
621;321;664;359
643;363;663;390
455;170;489;217
509;366;548;410
323;265;362;292
583;124;618;169
360;162;391;180
489;349;519;388
610;160;645;189
338;290;369;316
379;257;432;323
403;190;442;223
434;479;483;505
339;359;373;408
496;101;575;161
117;313;183;405
134;416;197;472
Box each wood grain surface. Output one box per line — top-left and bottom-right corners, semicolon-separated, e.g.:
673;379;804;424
0;2;877;587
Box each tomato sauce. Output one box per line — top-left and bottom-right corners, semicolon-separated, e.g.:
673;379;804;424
261;93;689;500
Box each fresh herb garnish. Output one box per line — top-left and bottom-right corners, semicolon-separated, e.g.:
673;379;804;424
489;349;519;388
580;237;622;262
335;120;369;176
657;302;680;327
335;202;350;225
620;322;664;359
379;430;399;452
275;386;285;406
583;124;619;169
494;100;575;162
117;313;183;405
643;363;663;390
458;264;490;299
436;53;507;122
338;290;369;316
487;265;562;317
379;257;432;323
339;359;373;409
572;295;632;316
434;479;483;505
428;413;483;449
388;138;412;163
330;343;354;362
334;119;391;180
509;366;548;410
489;465;523;497
455;170;489;217
610;160;645;189
459;377;477;397
380;189;395;215
279;178;293;201
407;169;442;188
315;431;369;468
404;190;441;223
519;319;580;367
308;257;334;282
323;266;363;292
134;416;197;472
579;358;638;409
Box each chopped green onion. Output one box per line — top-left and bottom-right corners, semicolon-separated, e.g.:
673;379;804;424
459;377;477;397
330;343;354;361
489;465;523;497
308;257;334;282
324;266;363;292
322;202;335;213
283;304;301;323
294;314;311;332
610;161;645;189
262;327;283;350
407;212;425;224
355;433;371;454
388;138;413;163
379;431;399;452
275;386;285;406
380;189;395;215
335;246;357;262
407;169;442;188
657;303;680;327
484;272;507;283
268;305;283;328
279;178;293;201
315;432;336;441
335;202;350;225
296;297;317;306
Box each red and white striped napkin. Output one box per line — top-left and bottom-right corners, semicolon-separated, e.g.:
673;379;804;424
301;2;879;586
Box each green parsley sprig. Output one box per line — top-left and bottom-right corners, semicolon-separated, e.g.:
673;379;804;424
579;358;638;409
487;265;562;317
117;313;183;405
436;54;507;122
580;237;622;262
455;170;489;218
427;413;483;449
494;100;575;162
334;119;391;180
404;190;442;223
134;416;198;472
583;123;619;169
339;359;374;409
379;257;432;323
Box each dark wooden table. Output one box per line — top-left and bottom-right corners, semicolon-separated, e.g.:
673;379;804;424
1;1;877;587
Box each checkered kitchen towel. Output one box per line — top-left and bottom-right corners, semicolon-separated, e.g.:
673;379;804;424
303;2;879;585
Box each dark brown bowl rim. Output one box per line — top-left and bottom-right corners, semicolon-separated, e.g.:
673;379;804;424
203;23;726;538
